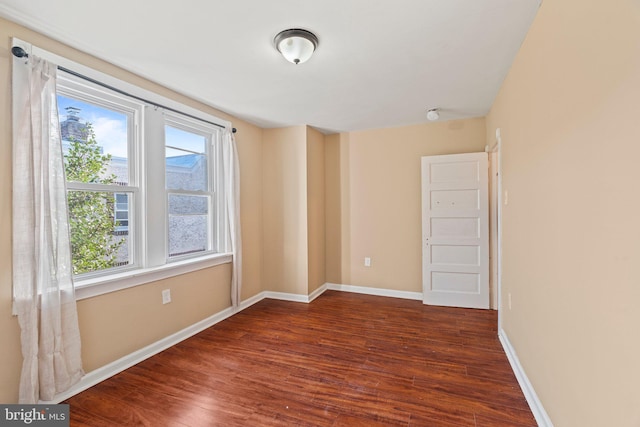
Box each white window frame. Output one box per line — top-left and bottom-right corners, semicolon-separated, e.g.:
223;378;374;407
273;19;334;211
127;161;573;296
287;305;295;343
13;38;234;301
164;113;223;261
57;74;142;277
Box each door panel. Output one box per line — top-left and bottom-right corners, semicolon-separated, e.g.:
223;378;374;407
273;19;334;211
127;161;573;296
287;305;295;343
431;217;479;237
431;189;479;209
422;152;489;309
431;245;479;265
431;272;479;293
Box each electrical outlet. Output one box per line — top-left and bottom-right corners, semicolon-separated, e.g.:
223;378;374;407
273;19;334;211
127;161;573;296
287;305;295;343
364;257;371;267
508;293;512;310
504;190;509;205
162;289;171;305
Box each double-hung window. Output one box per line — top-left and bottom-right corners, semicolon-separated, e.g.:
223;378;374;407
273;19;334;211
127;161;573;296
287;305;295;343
50;59;232;298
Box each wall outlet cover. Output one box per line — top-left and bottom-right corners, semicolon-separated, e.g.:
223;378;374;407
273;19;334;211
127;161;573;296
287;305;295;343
162;289;171;304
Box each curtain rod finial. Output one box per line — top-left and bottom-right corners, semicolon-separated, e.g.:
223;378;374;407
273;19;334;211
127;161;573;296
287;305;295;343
11;46;28;58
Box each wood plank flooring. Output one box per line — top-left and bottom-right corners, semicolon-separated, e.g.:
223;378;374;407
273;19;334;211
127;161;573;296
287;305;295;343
64;291;536;426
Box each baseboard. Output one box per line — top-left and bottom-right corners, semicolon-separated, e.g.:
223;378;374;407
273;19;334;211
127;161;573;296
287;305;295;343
499;329;553;427
262;283;328;303
238;291;267;311
45;282;418;403
326;283;423;301
42;303;244;404
263;291;313;303
308;283;328;302
264;283;423;303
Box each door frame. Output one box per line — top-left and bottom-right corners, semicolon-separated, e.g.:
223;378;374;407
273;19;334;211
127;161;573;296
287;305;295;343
487;128;503;327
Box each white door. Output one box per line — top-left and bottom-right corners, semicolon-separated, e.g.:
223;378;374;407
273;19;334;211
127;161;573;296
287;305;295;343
421;152;489;309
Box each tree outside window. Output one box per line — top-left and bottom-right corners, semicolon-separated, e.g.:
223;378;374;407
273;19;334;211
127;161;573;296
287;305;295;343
59;102;130;275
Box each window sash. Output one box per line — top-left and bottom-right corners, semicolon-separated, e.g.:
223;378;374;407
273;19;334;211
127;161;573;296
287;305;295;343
164;113;221;261
58;73;142;278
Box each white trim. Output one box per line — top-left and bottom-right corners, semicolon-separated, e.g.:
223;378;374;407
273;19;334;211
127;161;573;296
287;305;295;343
499;329;554;427
487;134;502;312
238;291;267;311
493;129;504;328
41;283;430;403
75;254;232;300
40;304;237;404
308;284;328;302
251;283;424;304
240;284;329;306
264;291;314;303
326;283;423;301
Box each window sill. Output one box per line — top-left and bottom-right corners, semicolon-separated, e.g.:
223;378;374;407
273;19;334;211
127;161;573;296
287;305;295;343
74;253;233;300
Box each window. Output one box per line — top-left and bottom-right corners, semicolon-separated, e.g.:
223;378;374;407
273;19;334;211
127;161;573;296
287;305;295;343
165;121;216;258
55;70;230;289
57;81;138;275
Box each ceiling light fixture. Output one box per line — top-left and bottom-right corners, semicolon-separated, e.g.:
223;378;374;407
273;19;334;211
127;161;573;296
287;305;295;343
274;29;319;65
426;108;440;121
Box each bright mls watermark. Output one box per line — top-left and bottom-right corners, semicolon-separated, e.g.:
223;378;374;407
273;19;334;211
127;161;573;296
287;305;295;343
0;405;69;426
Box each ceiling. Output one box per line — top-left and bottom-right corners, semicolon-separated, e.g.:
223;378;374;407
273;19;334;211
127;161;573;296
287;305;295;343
0;0;540;133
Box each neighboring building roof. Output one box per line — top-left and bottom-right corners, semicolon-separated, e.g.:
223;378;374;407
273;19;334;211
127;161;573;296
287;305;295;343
166;154;201;169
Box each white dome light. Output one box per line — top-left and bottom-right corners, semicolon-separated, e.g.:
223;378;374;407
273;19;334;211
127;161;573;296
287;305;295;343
275;29;319;65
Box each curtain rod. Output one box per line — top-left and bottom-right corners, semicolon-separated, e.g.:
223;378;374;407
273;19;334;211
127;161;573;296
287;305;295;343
11;46;236;134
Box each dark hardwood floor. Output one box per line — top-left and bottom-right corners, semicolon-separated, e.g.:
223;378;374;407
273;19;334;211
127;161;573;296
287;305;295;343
65;291;536;426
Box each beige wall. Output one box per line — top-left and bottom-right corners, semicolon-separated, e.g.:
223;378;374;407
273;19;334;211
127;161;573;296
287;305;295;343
338;133;352;285
486;0;640;425
326;119;486;292
262;125;328;296
306;127;326;294
324;134;342;283
262;126;309;294
0;17;263;403
236;122;263;301
78;265;231;372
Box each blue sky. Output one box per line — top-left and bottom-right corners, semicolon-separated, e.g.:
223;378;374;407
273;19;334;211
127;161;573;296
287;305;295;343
57;95;207;158
57;95;128;158
165;126;205;157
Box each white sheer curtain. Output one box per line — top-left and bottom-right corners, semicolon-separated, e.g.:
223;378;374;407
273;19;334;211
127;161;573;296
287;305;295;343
222;129;242;307
12;53;84;403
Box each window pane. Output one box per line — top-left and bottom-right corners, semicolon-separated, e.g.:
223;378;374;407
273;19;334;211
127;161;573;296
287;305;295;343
58;95;129;185
168;194;209;257
114;192;130;233
165;126;207;191
67;190;130;274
